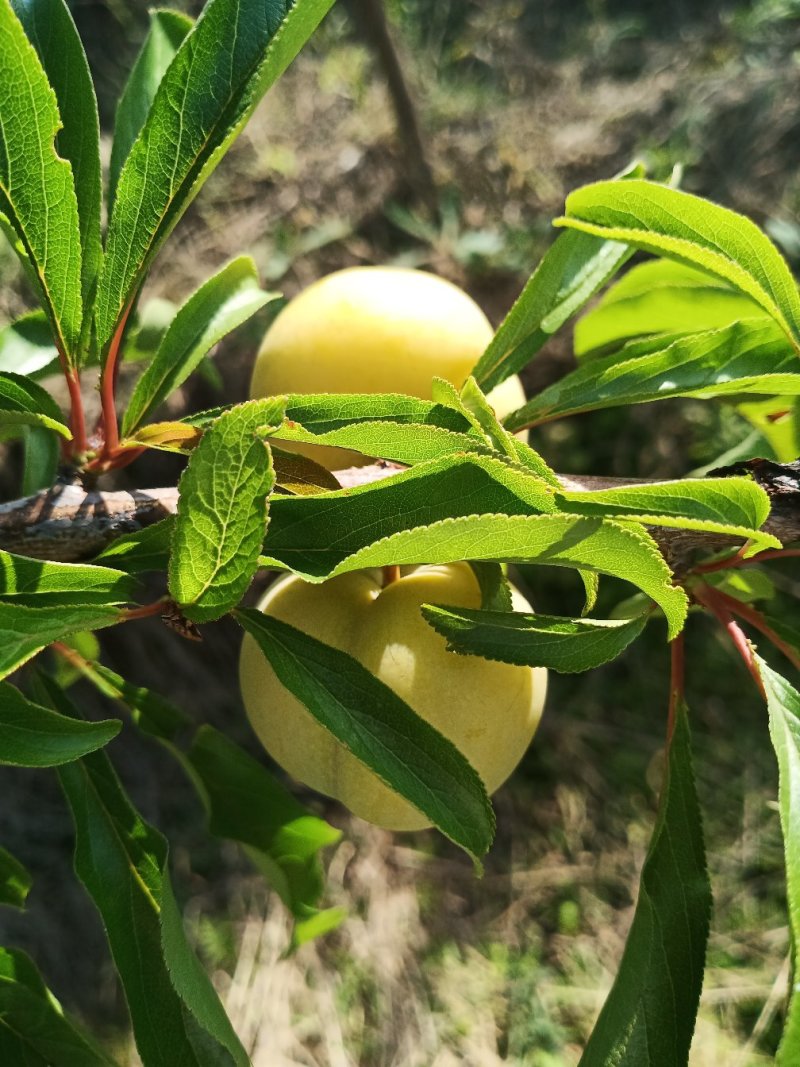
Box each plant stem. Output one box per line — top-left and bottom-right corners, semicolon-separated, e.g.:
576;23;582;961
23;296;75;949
56;348;88;456
693;546;800;575
700;584;800;671
120;598;170;622
99;305;132;459
692;583;766;699
667;633;685;743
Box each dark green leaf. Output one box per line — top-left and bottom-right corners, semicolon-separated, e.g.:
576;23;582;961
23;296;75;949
758;657;800;1064
558;180;800;351
0;549;137;606
0;602;120;680
0;372;70;439
68;658;189;741
0;311;57;377
236;609;495;862
507;320;799;431
13;0;102;331
95;517;174;574
96;0;334;353
469;561;513;612
423;607;648;672
187;725;344;944
579;699;711;1066
109;9;194;209
0;947;116;1066
122;256;276;435
169;399;282;622
21;427;59;494
43;676;249;1067
0;0;83;362
0;846;32;908
0;680;120;767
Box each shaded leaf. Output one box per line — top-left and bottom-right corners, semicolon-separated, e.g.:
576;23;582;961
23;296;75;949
423;607;648;672
0;372;70;438
66;657;189;741
237;609;495;863
0;311;57;377
0;846;32;909
95;518;174;574
169;399;282;622
579;698;711;1066
21;426;59;494
0;0;82;362
0;602;120;680
0;681;120;767
0;549;137;606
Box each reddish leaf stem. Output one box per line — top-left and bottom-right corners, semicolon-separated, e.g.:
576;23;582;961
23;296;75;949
56;348;88;457
699;585;800;671
120;597;170;622
692;547;800;575
692;583;766;699
99;305;132;459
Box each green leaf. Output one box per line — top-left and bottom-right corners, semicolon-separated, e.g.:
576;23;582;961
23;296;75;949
187;725;344;944
558;180;800;352
0;0;83;362
67;658;189;741
469;561;513;612
52;630;101;688
96;0;334;354
95;518;174;574
169;399;282;622
579;698;711;1066
272;447;342;494
0;681;120;767
0;372;70;438
282;392;479;435
422;608;648;672
0;947;117;1066
13;0;102;331
708;568;776;605
21;426;59;494
473;229;633;392
506;320;800;431
0;311;57;377
558;476;780;555
122;256;276;435
43;677;249;1067
0;846;32;908
575;259;767;358
236;609;495;863
0;603;120;680
756;659;800;1063
109;9;194;210
0;550;137;606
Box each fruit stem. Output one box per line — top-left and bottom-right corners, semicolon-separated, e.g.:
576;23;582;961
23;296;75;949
382;564;401;587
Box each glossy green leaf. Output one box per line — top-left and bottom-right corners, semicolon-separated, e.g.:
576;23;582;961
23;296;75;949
575;260;767;357
558;476;780;555
0;947;116;1066
473;229;633;391
21;426;59;494
170;399;282;622
558;180;800;351
422;607;648;672
0;372;70;439
13;0;102;330
0;311;57;377
506;320;800;431
0;603;120;680
96;0;334;354
0;550;137;606
95;518;174;574
0;846;32;908
757;658;800;1064
109;9;194;209
236;609;495;863
187;725;344;944
579;699;710;1066
0;0;83;362
123;256;276;435
45;676;249;1067
0;681;120;767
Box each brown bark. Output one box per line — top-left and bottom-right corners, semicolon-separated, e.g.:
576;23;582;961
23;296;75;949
1;460;798;573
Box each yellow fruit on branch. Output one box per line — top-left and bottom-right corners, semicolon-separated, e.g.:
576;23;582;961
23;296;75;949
239;564;547;830
249;266;526;468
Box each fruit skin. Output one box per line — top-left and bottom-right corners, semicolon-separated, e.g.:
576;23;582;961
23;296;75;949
249;266;526;468
239;564;547;830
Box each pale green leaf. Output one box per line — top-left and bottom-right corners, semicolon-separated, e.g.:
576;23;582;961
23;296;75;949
506;320;800;431
0;311;57;377
109;9;194;209
0;681;120;767
96;0;334;354
123;256;276;435
236;609;496;862
579;699;710;1065
557;180;800;351
13;0;102;330
575;259;767;357
0;0;82;362
169;399;282;622
422;608;648;672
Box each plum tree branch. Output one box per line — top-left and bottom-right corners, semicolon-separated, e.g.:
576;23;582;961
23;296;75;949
0;459;798;570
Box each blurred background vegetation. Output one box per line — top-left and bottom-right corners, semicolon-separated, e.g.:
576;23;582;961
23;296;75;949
2;0;800;1063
